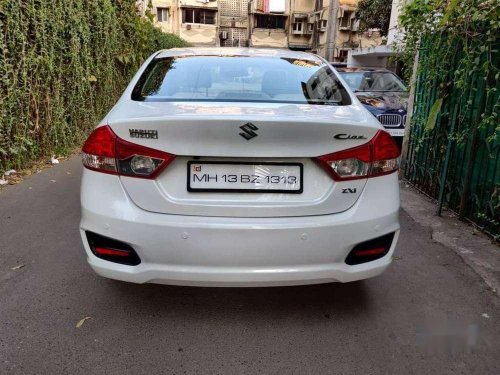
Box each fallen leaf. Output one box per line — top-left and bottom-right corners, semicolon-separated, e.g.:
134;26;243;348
76;316;92;328
11;264;25;270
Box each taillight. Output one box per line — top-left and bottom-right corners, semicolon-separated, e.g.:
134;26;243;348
82;125;175;179
316;130;400;181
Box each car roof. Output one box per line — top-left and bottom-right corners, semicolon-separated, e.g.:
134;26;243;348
155;47;324;63
336;67;392;73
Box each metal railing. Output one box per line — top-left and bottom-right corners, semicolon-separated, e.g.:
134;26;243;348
403;39;499;239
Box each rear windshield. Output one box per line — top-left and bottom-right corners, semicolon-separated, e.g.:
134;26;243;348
339;71;407;92
132;56;351;105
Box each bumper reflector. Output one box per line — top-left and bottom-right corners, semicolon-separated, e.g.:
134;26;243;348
345;233;395;265
354;247;386;257
95;247;131;257
86;232;141;266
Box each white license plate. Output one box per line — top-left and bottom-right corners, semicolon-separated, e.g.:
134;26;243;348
187;162;303;193
386;128;405;137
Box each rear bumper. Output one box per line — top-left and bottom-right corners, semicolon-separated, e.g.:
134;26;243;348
80;171;400;287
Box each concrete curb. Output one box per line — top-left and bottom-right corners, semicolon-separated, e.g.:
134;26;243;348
400;182;500;294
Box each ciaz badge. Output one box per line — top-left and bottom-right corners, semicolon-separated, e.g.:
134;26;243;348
334;134;367;140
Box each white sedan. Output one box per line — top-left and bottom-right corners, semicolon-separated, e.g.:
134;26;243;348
80;48;400;287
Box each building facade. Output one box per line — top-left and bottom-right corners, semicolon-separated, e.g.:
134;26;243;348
347;0;403;70
138;0;383;61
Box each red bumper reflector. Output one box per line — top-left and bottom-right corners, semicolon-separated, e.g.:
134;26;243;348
354;247;386;257
95;247;130;257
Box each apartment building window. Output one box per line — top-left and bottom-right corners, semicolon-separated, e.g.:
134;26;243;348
157;7;168;22
339;10;355;30
255;14;286;29
292;22;303;33
337;49;349;62
182;8;216;25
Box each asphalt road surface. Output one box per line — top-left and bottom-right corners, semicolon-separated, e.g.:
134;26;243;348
1;156;499;374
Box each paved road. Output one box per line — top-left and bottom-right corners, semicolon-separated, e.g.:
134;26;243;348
1;156;499;374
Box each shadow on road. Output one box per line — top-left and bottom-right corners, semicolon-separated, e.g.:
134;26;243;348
102;279;373;320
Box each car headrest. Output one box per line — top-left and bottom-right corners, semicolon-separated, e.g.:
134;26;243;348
261;70;287;97
196;72;212;89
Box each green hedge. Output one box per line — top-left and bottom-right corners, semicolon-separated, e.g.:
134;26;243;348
0;0;188;172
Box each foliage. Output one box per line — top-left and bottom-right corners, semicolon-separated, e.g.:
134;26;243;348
400;0;499;236
399;0;499;156
0;0;188;172
356;0;393;36
398;0;498;82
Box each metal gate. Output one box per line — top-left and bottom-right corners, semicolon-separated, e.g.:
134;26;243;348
404;37;499;239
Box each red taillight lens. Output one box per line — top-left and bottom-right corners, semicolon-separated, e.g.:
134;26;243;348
316;130;400;181
82;125;175;179
370;130;400;177
82;126;118;174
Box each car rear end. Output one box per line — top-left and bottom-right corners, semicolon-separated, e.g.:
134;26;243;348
79;49;401;286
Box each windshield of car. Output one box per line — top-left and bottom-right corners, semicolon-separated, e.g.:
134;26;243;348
132;56;351;105
339;71;407;92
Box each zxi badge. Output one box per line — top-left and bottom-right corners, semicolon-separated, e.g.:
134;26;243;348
239;123;259;140
342;188;357;194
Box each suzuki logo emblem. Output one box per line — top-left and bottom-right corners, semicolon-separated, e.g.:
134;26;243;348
239;123;259;140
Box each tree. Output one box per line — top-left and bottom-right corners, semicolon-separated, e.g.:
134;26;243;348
356;0;393;36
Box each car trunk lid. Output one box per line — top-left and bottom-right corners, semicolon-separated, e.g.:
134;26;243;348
107;101;379;218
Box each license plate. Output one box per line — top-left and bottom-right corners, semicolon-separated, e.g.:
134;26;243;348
187;162;303;193
386;128;405;137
